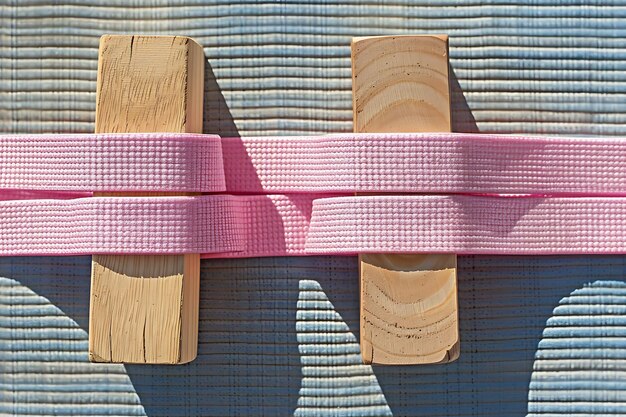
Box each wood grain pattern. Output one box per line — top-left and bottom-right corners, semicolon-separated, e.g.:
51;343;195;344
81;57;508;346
352;35;459;365
89;35;204;364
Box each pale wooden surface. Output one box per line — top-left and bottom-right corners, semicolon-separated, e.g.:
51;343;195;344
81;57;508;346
89;35;204;364
352;35;459;365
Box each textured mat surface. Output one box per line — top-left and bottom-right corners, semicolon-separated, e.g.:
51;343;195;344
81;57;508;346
3;256;626;416
2;1;626;416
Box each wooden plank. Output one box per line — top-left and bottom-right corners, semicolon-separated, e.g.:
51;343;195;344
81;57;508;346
352;35;459;365
89;35;204;364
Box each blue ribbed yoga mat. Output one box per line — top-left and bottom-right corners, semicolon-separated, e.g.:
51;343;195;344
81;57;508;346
2;1;626;415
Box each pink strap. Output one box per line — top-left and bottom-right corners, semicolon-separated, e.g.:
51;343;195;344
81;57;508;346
0;194;320;256
2;194;626;257
3;133;626;195
3;132;626;257
0;133;224;192
0;196;239;256
222;133;626;195
306;195;626;255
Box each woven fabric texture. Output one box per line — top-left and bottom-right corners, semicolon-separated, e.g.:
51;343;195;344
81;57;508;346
4;194;626;256
0;133;223;192
4;132;626;195
221;133;626;195
3;0;626;416
3;132;626;256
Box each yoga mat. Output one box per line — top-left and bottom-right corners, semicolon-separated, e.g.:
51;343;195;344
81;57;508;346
2;1;626;415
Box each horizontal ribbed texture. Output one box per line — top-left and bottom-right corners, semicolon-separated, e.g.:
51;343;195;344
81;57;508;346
4;256;626;416
3;1;626;416
3;1;626;136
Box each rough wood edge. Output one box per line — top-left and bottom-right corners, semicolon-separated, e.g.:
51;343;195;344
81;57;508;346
89;35;204;364
352;34;459;365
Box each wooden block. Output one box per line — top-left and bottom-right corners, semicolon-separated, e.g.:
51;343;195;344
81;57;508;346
89;35;204;364
352;35;460;365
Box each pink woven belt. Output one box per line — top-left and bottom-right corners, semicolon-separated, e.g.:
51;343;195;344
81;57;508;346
2;133;626;257
0;133;224;192
3;133;626;195
3;195;626;256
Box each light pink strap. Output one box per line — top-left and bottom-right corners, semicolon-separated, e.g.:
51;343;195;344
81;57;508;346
3;132;626;257
3;133;626;195
222;133;626;195
305;195;626;255
0;196;240;256
0;133;224;192
3;195;626;256
0;194;326;256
